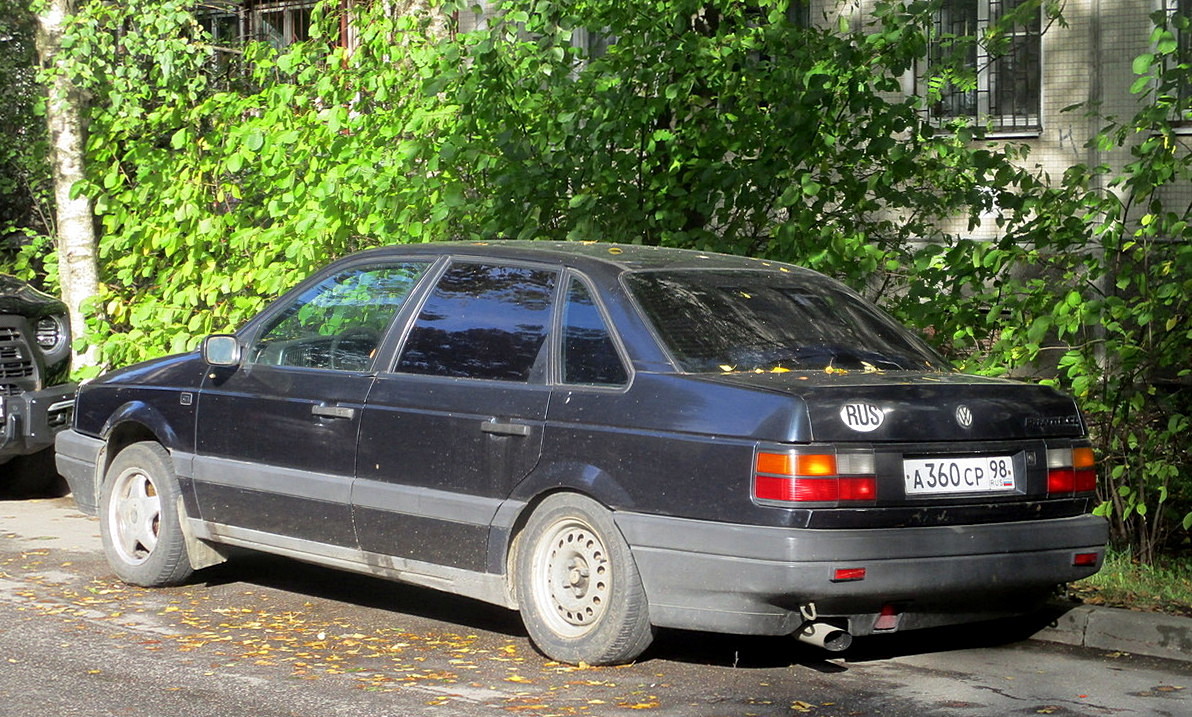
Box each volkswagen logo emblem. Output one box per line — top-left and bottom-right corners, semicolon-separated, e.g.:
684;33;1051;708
955;405;974;428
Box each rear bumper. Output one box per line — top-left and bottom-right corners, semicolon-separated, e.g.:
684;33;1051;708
614;512;1108;637
0;383;76;462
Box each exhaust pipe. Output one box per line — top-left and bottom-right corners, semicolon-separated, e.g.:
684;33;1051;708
795;621;853;652
794;603;852;652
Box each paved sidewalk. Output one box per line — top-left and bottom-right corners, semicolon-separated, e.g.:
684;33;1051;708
1032;600;1192;663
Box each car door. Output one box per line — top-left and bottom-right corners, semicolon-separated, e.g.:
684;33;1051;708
193;260;431;546
353;260;557;571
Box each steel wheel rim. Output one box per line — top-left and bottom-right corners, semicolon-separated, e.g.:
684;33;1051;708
530;517;611;638
106;467;161;566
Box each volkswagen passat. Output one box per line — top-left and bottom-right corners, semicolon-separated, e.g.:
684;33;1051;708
56;241;1106;665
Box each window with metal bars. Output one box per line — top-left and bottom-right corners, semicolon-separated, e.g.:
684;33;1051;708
196;1;316;49
251;1;315;48
1160;0;1192;116
929;0;1041;133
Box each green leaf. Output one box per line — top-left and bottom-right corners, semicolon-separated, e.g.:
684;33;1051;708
245;129;265;152
1132;53;1156;75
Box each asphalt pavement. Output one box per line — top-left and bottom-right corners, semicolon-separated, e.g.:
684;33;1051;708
5;494;1191;666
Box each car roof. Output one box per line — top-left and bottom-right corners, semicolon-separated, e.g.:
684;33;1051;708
352;240;816;277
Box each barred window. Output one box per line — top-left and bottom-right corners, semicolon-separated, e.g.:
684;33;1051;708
197;1;316;49
1160;0;1192;111
252;1;314;48
929;0;1041;133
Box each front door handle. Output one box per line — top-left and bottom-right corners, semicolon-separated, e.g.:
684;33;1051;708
312;404;356;420
480;419;531;437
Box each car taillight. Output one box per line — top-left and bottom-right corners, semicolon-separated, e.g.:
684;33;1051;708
753;447;876;505
1047;445;1097;495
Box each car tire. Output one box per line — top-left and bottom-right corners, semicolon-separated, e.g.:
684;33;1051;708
99;442;193;587
515;493;654;665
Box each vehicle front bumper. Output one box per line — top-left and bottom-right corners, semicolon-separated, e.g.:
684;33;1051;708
54;428;103;514
614;511;1109;637
0;383;76;462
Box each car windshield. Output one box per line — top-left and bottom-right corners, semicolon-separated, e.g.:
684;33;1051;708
624;269;950;373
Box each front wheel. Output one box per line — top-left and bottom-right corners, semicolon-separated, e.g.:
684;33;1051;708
99;441;193;587
514;493;654;665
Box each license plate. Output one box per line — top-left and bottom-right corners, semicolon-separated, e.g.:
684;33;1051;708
903;455;1017;496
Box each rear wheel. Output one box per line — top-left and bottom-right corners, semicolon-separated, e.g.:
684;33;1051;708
99;442;193;587
515;493;654;665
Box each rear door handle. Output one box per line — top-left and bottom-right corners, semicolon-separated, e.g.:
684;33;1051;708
480;420;531;437
312;404;357;420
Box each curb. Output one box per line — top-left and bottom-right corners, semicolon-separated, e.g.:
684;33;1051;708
1030;601;1192;663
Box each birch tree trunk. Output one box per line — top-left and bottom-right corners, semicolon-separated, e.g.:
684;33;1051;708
35;0;98;369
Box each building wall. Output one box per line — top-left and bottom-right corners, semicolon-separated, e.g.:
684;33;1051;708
807;0;1187;238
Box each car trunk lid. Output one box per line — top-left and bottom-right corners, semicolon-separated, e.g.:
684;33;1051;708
695;370;1084;443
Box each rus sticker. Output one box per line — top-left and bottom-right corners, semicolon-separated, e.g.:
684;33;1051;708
840;402;885;432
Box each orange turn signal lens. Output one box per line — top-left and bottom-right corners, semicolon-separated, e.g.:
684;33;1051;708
755;452;837;477
796;453;837;477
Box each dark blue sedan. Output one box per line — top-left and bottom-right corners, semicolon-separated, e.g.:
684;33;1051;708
56;241;1106;665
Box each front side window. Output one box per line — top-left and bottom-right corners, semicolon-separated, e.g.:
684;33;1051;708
929;0;1041;133
251;262;429;370
625;270;949;374
396;263;558;382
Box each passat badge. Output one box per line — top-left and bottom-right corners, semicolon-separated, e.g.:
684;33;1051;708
840;402;885;432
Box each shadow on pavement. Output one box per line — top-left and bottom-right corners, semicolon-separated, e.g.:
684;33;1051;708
195;550;528;638
160;547;1070;670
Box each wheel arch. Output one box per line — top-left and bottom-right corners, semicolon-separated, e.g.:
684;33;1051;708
497;461;640;608
96;401;181;490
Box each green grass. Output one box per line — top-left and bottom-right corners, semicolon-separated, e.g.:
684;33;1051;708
1069;549;1192;618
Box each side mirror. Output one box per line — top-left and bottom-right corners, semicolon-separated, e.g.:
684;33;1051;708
202;334;241;367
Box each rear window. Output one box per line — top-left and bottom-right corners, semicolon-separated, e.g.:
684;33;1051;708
624;269;948;373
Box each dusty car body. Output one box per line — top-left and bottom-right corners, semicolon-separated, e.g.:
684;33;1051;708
1;274;74;494
56;241;1106;664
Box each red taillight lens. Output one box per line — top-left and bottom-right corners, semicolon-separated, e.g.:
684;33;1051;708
754;449;876;505
1073;552;1099;567
839;476;876;500
754;473;798;502
1048;468;1075;493
1047;445;1097;496
793;477;841;502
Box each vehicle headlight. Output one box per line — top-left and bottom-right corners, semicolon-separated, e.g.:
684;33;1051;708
35;315;66;352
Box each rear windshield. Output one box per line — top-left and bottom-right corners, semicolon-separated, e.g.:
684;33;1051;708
624;269;949;373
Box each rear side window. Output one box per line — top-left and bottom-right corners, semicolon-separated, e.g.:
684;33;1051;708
561;278;628;386
625;269;948;373
396;263;557;381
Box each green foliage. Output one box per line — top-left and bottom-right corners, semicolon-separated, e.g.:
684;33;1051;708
437;0;994;292
0;0;54;282
900;7;1192;562
58;0;451;364
47;0;1191;558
